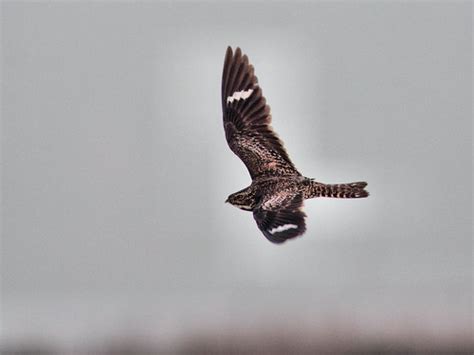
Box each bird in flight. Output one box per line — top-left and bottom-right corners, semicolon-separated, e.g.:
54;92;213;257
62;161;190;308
222;46;369;244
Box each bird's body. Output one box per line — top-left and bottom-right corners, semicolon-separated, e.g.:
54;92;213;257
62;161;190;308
222;46;369;243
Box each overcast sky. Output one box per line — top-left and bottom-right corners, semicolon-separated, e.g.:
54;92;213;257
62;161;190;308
2;1;472;350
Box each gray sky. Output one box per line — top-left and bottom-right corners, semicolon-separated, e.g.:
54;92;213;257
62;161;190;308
1;1;472;350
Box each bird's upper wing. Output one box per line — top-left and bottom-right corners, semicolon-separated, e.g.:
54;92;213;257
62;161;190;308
222;46;300;179
253;192;306;244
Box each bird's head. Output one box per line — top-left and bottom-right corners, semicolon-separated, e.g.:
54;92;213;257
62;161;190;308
226;187;257;211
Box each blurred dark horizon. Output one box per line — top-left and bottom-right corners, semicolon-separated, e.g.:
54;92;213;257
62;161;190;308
1;334;473;355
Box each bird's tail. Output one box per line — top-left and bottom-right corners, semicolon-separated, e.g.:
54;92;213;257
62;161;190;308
304;180;369;199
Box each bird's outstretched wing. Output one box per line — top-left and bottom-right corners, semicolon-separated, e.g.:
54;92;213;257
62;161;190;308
222;46;300;179
253;192;306;243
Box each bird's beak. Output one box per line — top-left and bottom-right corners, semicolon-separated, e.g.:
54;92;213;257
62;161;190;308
225;197;229;203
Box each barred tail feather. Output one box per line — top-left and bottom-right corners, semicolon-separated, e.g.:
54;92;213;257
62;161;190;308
306;181;369;199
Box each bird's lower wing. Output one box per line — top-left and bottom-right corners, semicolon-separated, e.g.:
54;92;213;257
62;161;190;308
253;193;306;244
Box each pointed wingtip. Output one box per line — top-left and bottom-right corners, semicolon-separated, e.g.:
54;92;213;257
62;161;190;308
225;46;245;59
235;47;242;57
225;46;234;63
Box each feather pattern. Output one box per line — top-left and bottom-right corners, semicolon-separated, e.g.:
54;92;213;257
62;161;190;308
253;192;306;243
222;46;300;179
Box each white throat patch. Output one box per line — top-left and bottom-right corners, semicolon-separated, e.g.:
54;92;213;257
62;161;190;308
227;89;254;104
269;224;298;235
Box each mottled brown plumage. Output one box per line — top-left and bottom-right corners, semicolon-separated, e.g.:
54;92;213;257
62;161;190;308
222;46;369;244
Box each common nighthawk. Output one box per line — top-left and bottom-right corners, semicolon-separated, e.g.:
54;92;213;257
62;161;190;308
222;46;369;244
